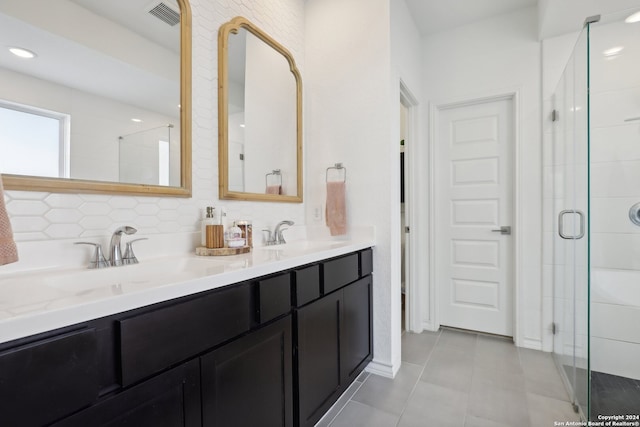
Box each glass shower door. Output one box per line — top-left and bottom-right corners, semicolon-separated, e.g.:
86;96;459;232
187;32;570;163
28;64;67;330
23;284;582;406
551;26;590;419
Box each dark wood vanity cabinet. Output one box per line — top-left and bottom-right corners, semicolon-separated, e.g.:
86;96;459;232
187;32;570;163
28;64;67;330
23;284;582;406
0;248;372;427
295;250;373;427
201;315;293;427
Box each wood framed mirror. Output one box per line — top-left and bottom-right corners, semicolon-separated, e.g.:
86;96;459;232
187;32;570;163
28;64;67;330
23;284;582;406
0;0;192;197
218;16;302;203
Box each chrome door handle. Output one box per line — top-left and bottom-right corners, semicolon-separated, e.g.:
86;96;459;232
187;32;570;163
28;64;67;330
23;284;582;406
558;210;585;240
491;226;511;235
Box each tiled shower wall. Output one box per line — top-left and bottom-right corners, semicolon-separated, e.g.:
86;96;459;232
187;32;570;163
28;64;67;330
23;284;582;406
3;0;306;245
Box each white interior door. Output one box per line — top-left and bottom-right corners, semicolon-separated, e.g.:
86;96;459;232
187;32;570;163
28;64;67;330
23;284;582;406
436;96;514;336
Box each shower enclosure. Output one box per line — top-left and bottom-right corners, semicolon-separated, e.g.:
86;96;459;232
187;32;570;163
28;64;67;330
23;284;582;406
551;10;640;420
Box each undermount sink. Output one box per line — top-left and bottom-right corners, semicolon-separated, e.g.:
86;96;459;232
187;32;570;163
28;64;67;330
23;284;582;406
42;257;228;294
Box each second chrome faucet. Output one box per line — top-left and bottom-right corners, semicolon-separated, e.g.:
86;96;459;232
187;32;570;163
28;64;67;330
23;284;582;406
264;220;294;246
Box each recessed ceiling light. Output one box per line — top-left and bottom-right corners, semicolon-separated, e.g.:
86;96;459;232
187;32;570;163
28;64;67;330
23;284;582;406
131;118;142;123
603;46;624;57
240;124;245;128
8;47;36;59
625;11;640;23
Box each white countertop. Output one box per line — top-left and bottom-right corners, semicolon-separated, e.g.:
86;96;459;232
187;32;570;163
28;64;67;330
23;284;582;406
0;236;374;344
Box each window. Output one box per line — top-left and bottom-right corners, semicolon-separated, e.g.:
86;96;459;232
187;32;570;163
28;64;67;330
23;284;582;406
0;101;69;178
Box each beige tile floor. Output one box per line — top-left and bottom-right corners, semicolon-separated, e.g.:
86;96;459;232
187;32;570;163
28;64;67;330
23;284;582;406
316;328;581;427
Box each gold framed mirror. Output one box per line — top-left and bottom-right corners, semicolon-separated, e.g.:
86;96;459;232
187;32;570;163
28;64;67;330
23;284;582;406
0;0;192;197
218;16;302;203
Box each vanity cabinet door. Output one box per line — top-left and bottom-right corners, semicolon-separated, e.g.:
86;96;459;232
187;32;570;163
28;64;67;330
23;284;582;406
0;328;99;427
341;276;373;384
295;270;373;427
52;359;201;427
295;291;342;427
201;316;293;427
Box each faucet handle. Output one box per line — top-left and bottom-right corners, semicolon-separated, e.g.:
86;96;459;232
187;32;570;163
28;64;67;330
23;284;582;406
276;227;290;244
74;242;109;269
123;238;148;265
262;229;274;245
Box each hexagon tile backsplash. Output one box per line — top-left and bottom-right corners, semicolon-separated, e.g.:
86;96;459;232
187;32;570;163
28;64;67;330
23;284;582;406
3;192;198;241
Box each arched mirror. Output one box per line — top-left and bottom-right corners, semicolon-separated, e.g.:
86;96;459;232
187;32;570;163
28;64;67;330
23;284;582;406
218;16;302;203
0;0;192;197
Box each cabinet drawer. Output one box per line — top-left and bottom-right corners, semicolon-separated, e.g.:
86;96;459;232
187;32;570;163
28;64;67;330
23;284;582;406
119;284;251;386
293;265;320;307
360;248;373;277
0;329;99;427
323;253;359;294
257;273;291;323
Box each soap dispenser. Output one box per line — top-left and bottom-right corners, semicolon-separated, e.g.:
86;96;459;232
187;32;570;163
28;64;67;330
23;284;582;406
201;206;216;246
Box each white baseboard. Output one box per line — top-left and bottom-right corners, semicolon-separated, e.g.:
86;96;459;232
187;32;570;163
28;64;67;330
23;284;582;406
422;321;438;332
520;337;543;351
365;359;398;379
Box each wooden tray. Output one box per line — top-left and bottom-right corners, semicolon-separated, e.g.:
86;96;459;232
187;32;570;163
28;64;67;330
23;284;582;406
195;246;251;256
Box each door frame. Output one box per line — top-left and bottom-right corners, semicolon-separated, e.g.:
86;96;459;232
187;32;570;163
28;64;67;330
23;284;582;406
428;90;522;345
400;80;421;333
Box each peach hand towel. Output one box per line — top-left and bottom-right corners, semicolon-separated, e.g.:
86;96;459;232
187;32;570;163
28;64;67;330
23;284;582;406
0;175;18;266
326;181;346;236
266;185;282;195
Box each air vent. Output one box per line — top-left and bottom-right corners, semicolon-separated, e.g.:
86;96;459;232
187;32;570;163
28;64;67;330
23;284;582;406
148;2;180;26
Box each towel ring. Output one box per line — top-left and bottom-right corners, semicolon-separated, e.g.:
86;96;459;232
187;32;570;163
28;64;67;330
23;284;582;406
326;163;347;183
265;169;282;187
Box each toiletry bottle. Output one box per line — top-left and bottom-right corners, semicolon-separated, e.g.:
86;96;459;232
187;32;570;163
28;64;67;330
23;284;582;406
201;206;216;246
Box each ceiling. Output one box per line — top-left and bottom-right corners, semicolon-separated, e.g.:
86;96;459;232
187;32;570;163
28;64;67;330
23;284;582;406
404;0;538;36
404;0;640;39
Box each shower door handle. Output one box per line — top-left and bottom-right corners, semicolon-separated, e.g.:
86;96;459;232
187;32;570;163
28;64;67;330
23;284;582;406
491;226;511;235
558;210;585;239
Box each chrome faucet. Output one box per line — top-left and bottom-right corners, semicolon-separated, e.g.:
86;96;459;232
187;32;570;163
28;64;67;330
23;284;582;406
264;220;294;246
109;226;137;266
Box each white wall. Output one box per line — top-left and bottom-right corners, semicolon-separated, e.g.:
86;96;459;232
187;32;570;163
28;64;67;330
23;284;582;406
391;0;426;337
305;0;397;375
3;0;305;251
421;7;544;349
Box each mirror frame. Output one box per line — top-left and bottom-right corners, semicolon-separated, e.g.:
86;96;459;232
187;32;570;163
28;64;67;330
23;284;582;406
218;16;303;203
1;0;192;197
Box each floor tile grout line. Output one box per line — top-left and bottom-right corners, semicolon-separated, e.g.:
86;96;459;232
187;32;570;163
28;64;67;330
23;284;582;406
460;331;478;427
393;328;443;427
323;379;367;427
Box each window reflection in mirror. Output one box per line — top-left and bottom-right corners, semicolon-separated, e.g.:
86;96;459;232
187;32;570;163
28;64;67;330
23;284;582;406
0;102;69;178
0;0;191;196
